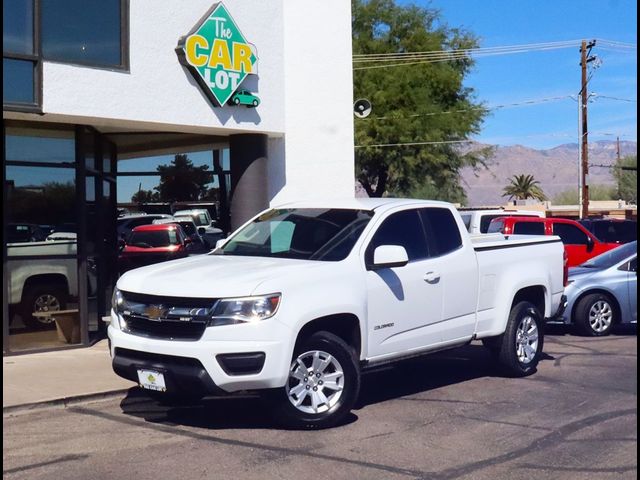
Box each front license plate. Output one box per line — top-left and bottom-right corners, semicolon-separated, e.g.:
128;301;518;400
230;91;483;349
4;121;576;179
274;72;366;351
137;369;166;392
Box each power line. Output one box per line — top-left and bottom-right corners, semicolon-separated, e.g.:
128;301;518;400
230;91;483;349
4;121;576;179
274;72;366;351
353;40;587;70
361;94;575;121
355;140;473;148
594;95;637;103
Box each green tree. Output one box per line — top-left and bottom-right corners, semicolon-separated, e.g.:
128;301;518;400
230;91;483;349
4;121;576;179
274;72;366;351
502;174;547;201
353;0;491;199
613;155;637;203
155;154;213;202
553;184;617;205
131;189;160;203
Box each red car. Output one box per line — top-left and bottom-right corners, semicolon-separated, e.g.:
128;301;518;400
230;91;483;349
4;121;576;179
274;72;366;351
487;216;619;267
118;223;191;275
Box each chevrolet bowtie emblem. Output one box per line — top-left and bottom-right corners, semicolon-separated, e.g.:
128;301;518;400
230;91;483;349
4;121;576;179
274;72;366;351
145;305;168;321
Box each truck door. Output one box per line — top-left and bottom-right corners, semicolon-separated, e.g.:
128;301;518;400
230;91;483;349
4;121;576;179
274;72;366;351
364;209;444;359
419;208;479;343
552;222;593;267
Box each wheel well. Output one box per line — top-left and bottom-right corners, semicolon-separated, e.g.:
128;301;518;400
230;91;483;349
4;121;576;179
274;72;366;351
21;274;69;301
512;285;546;317
295;314;361;357
572;290;621;324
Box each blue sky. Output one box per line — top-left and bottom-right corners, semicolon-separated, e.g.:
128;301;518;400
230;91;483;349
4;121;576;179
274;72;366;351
399;0;637;149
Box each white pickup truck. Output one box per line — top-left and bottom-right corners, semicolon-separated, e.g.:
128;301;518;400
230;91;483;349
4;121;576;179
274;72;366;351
109;199;565;428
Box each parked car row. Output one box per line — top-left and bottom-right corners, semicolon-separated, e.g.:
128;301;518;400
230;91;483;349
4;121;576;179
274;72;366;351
474;212;637;336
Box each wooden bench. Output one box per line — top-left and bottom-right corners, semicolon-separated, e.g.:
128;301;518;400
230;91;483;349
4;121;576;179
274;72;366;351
32;309;81;344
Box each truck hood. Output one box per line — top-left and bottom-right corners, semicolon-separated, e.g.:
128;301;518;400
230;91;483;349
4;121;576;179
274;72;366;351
116;254;322;298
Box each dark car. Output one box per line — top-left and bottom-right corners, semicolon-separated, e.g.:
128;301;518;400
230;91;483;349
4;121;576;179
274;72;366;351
118;223;191;275
579;218;637;245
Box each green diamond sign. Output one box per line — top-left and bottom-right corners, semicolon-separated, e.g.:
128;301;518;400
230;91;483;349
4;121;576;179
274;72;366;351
176;3;259;107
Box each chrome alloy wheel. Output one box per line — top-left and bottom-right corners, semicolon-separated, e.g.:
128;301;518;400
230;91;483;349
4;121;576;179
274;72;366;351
589;300;613;333
515;315;539;364
286;350;345;414
33;294;61;324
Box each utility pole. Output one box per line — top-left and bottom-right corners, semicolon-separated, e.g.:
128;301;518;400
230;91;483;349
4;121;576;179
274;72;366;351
616;136;621;161
579;40;596;219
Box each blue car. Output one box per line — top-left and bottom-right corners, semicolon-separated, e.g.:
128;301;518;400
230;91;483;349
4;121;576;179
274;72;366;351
557;241;637;336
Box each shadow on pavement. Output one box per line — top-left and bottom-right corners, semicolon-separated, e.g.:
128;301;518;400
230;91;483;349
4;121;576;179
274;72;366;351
545;323;637;337
119;343;553;430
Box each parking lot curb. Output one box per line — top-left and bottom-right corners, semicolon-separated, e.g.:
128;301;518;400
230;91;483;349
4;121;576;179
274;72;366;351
3;389;129;416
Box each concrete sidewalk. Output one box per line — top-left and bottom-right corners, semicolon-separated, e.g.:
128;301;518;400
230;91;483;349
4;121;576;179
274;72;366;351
3;340;132;412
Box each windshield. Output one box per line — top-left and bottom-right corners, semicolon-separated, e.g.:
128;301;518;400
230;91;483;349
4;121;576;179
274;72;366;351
216;208;373;261
128;230;179;248
580;241;637;269
177;222;196;236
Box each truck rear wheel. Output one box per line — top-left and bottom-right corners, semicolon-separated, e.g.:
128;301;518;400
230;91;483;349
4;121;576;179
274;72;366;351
20;284;67;330
269;331;360;429
497;301;544;377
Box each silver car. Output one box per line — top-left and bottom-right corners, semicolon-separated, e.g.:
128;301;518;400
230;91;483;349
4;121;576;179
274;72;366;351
557;241;637;336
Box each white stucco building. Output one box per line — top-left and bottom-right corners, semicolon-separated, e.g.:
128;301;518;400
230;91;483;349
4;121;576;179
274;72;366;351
2;0;355;353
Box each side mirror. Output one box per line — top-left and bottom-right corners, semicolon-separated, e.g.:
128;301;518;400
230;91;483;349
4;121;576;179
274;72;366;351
215;238;227;250
586;237;594;252
184;237;192;245
370;245;409;270
197;227;206;236
118;238;126;251
210;220;218;227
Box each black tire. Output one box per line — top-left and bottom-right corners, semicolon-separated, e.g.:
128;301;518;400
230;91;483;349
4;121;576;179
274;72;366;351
269;331;360;429
233;98;240;105
20;284;67;330
497;301;544;377
574;293;616;337
252;99;258;107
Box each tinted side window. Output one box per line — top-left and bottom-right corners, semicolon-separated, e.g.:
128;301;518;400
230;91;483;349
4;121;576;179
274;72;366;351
420;208;463;256
487;219;504;234
366;210;428;264
553;223;590;245
513;222;545;235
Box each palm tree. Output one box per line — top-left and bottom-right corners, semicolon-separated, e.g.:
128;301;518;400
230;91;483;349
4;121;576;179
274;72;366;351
502;174;547;201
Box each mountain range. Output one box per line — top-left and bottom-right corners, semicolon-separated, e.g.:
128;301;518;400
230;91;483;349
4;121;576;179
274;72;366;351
460;140;637;206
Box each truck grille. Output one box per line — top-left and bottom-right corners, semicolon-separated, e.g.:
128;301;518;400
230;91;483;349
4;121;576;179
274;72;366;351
120;291;218;341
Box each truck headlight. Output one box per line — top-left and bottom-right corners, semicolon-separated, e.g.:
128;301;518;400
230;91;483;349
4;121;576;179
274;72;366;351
210;294;281;326
111;288;126;329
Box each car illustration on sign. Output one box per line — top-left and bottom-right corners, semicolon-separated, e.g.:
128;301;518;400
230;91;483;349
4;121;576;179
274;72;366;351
229;90;260;107
176;2;259;107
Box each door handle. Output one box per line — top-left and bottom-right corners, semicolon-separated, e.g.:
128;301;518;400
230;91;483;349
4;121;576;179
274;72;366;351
423;271;441;284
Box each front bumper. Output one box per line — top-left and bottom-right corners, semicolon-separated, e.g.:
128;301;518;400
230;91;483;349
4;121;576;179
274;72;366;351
108;311;293;394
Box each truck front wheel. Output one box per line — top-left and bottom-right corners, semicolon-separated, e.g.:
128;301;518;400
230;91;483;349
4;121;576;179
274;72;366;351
498;301;544;377
269;331;360;429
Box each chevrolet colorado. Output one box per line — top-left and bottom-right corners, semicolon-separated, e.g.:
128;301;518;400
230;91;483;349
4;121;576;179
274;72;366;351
109;199;565;428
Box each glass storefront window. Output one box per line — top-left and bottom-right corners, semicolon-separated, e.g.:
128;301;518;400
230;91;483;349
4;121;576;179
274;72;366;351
5;127;75;163
3;58;35;104
6;166;77;237
7;258;81;351
41;0;123;67
3;0;34;55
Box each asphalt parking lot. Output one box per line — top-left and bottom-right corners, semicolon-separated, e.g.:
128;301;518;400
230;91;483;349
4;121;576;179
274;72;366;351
3;326;637;480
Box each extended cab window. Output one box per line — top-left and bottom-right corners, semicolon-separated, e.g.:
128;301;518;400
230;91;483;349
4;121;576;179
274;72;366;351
218;208;373;261
513;221;545;235
553;223;590;245
419;208;462;256
366;209;428;264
